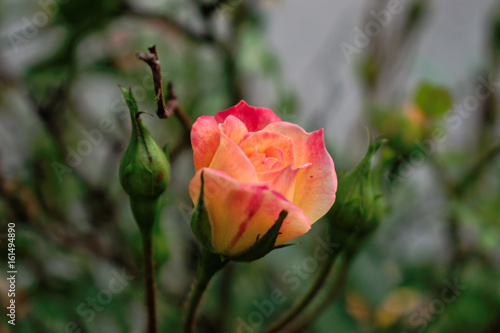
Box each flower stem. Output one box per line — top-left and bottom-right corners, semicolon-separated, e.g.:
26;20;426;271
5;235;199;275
287;260;351;333
263;248;341;333
184;249;228;333
142;229;158;333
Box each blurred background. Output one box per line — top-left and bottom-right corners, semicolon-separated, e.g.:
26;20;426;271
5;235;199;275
1;0;500;332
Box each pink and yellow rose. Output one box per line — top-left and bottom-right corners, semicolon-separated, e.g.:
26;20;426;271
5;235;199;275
189;101;337;256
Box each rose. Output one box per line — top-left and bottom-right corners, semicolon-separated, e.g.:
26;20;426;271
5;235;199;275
189;101;337;257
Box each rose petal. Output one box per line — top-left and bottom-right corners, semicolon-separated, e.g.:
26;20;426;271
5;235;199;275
191;116;220;172
220;115;248;145
263;157;280;169
255;169;283;182
189;168;311;256
239;131;294;173
265;146;284;161
263;122;337;223
209;132;258;183
214;100;281;132
269;163;311;201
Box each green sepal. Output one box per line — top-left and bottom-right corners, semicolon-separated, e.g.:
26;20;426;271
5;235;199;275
273;242;301;250
162;143;170;163
190;172;215;252
229;210;292;262
119;85;139;117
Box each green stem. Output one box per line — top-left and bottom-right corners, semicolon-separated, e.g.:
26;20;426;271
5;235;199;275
454;143;500;197
184;249;228;333
215;264;235;332
263;248;341;333
288;260;351;333
131;198;160;333
142;229;158;333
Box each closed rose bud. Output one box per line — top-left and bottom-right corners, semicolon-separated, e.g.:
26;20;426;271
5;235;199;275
119;86;170;232
327;134;385;257
189;101;337;258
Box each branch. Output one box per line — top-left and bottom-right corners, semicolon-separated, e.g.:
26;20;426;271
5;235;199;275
136;45;169;118
454;143;500;198
263;247;341;333
287;261;350;333
166;82;193;132
136;47;193;137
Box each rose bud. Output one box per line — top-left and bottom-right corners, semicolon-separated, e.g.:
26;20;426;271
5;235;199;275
326;133;385;258
189;101;337;260
119;86;170;232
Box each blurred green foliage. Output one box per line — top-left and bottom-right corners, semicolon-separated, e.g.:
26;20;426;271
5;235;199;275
415;83;451;118
0;0;499;333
